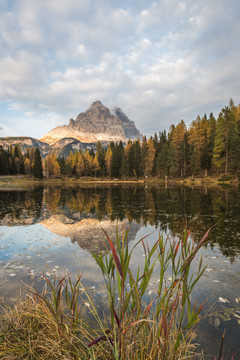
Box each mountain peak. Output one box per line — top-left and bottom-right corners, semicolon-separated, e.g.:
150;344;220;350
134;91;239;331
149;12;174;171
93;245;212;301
40;101;141;145
87;100;103;109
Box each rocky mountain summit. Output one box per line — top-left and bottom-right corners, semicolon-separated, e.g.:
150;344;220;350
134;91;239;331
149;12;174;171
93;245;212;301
0;101;142;157
40;101;142;145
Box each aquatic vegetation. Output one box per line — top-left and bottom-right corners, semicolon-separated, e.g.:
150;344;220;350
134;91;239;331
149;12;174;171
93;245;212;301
0;227;209;359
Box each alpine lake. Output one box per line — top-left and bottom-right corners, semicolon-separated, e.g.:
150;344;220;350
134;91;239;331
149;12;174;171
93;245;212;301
1;182;240;358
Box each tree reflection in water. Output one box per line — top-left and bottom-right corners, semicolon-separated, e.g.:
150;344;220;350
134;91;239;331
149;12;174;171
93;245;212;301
1;184;240;259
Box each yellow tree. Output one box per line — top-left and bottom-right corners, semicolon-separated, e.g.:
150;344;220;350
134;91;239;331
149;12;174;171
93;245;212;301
144;138;156;177
65;151;75;175
45;151;60;176
105;146;113;177
188;115;210;174
92;155;100;177
24;158;31;174
75;152;85;177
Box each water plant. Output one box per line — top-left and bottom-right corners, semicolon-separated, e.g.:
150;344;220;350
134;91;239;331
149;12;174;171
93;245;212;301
89;226;208;359
0;226;209;359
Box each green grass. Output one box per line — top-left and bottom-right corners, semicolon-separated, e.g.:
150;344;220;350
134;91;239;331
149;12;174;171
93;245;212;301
0;227;209;359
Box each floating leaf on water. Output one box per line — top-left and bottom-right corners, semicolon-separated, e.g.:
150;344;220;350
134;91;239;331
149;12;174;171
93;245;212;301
219;297;230;303
235;297;240;304
213;280;219;283
206;268;213;272
85;302;90;308
9;273;16;277
168;277;172;281
211;256;216;259
214;318;220;327
46;261;52;263
54;266;59;269
234;313;240;319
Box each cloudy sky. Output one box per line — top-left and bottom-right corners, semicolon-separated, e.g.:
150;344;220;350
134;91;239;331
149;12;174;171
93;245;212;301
0;0;239;139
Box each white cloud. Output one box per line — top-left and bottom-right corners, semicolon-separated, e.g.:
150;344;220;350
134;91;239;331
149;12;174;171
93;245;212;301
0;0;240;137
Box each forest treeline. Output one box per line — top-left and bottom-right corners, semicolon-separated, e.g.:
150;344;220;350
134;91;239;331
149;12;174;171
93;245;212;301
1;99;240;179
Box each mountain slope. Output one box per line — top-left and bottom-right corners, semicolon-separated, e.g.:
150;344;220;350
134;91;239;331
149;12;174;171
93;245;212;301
0;137;51;156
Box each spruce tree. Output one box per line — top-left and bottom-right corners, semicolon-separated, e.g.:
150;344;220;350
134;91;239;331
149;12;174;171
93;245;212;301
200;130;211;176
0;146;9;174
32;148;43;179
96;141;106;176
228;122;240;175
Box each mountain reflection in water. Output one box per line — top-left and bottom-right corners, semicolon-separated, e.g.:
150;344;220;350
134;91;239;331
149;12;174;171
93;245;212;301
1;184;240;259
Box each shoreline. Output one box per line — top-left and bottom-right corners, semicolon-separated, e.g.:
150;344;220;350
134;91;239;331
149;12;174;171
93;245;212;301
0;174;239;188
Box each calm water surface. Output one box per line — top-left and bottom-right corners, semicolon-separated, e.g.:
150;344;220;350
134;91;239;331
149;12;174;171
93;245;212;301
0;184;240;358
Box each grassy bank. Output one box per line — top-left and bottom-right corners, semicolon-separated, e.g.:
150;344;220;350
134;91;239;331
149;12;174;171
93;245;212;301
0;175;145;188
0;174;239;189
0;227;210;359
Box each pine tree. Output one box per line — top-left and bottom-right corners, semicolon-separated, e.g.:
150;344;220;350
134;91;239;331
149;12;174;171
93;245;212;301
189;144;198;176
171;120;187;176
133;140;141;177
157;143;169;177
228;122;240;175
140;136;147;176
125;140;134;177
167;143;177;177
84;150;93;176
120;152;127;177
0;146;9;174
110;143;119;178
32;148;43;179
96;141;106;176
213;107;234;173
57;157;66;175
200;130;211;177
